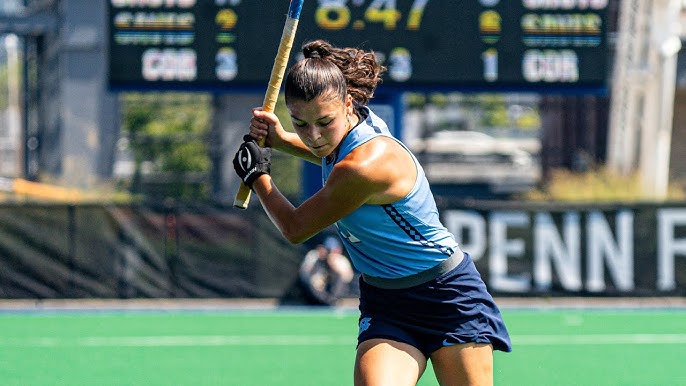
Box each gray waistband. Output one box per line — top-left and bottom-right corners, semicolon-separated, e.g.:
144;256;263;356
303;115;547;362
361;249;465;290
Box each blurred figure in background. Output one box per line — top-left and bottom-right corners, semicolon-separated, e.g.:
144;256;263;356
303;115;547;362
299;236;354;306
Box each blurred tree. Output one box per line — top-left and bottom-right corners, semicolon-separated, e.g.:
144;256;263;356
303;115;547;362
120;92;212;201
119;92;304;203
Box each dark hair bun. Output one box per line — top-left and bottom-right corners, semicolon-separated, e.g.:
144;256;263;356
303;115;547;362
287;39;386;106
302;41;332;59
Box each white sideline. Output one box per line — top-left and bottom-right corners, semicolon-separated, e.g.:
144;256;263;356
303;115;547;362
1;297;686;311
2;333;686;347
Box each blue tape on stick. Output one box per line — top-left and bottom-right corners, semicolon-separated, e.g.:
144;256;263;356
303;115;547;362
288;0;304;20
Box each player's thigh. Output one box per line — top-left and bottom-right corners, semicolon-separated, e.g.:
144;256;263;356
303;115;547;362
355;338;427;386
430;342;493;386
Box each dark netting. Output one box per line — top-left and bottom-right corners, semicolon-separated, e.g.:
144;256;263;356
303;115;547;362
0;202;684;299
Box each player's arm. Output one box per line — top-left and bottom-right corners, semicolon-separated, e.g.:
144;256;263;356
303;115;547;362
249;137;416;244
250;158;378;244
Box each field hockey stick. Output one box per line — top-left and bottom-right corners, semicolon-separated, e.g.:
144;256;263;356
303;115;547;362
233;0;304;209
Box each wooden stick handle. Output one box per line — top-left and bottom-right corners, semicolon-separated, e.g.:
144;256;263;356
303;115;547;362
233;1;303;209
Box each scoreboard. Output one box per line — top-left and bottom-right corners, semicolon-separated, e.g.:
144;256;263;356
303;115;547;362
108;0;610;92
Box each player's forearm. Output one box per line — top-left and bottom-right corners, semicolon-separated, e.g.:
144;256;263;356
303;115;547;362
275;132;320;165
252;177;317;244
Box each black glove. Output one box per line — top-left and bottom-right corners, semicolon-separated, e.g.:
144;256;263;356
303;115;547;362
233;135;272;189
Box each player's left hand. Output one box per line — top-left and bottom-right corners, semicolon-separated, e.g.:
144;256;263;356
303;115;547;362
233;135;271;189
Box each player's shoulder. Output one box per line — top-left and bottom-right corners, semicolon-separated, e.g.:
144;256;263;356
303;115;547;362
333;137;412;197
339;136;401;173
352;135;403;158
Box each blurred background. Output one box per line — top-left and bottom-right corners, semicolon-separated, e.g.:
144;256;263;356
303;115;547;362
0;0;684;299
2;2;686;386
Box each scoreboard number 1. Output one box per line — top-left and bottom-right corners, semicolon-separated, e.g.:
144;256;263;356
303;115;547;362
482;48;498;82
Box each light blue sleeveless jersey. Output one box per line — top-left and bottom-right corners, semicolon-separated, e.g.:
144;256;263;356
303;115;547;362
322;107;459;278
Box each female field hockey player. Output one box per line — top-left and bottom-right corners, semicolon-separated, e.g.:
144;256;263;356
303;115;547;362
233;40;511;386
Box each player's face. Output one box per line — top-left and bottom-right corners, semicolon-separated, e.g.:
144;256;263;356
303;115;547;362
288;93;352;159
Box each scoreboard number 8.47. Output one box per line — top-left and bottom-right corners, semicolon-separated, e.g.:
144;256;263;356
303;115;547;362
315;0;430;31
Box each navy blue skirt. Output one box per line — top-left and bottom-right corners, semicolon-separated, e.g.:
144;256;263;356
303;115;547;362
357;253;512;357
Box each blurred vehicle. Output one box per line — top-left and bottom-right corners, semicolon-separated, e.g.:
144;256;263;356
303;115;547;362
408;130;541;194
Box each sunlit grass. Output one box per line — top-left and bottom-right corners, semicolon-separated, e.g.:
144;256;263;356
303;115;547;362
521;167;686;202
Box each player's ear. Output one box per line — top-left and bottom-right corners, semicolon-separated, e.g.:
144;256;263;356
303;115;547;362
345;93;354;113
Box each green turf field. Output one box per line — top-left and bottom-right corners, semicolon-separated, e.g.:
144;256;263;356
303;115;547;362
1;307;685;385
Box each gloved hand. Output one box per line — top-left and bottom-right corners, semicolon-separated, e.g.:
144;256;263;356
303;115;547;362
233;135;272;189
